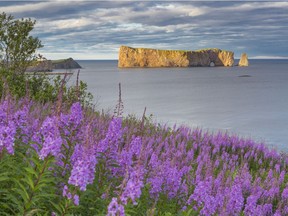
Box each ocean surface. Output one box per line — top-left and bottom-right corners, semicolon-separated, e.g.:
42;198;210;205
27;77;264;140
57;59;288;151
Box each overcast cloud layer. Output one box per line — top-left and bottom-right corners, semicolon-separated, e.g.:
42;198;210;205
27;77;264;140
1;1;288;59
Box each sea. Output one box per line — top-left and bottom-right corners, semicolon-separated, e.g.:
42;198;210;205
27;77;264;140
55;59;288;152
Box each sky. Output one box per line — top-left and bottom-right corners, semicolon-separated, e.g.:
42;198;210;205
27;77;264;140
1;1;288;60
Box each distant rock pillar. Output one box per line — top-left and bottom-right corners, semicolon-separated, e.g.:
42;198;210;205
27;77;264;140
238;53;249;66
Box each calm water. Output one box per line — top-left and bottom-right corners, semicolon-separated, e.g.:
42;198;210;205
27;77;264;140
59;59;288;151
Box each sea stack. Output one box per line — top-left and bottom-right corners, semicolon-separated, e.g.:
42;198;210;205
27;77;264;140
238;53;249;66
118;46;234;68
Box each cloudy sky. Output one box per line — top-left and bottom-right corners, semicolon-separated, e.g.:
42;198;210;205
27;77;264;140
1;1;288;59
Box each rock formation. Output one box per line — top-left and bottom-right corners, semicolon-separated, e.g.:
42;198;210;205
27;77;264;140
118;46;234;68
52;58;82;69
26;58;81;72
238;53;249;66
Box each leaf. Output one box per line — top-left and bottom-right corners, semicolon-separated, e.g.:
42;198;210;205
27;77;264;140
34;178;55;192
24;166;38;177
12;187;29;204
33;192;56;200
0;202;17;215
25;208;42;216
50;200;65;213
0;174;10;182
25;201;33;211
21;176;35;190
4;193;24;212
13;178;31;201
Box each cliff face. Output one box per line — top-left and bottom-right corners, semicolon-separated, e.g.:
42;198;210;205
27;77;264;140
118;46;234;68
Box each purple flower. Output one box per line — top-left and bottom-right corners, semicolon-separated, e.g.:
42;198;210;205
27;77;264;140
147;175;164;198
279;171;285;184
226;183;244;215
62;185;72;200
266;186;279;198
244;194;260;215
118;136;142;170
0;120;16;154
129;136;142;157
60;102;83;136
13;105;29;128
274;209;282;216
275;164;281;173
12;105;31;144
163;165;190;199
214;159;220;168
262;204;273;215
39;136;62;160
69;102;83;125
62;185;69;197
96;117;123;177
284;206;288;214
282;186;288;199
73;194;79;206
187;177;216;216
120;165;145;205
107;198;125;216
97;117;122;154
68;145;97;191
38;116;63;160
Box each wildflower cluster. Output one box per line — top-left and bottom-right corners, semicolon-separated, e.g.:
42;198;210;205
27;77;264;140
0;96;288;215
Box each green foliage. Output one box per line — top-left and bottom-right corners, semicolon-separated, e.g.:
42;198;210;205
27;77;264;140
0;12;43;74
0;12;93;107
0;141;58;215
0;68;93;107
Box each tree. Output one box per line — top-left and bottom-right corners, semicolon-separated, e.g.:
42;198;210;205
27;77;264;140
0;12;43;74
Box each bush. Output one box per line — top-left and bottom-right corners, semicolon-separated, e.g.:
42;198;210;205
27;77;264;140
0;68;93;107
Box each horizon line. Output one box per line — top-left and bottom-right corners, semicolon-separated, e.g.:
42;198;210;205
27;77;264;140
69;58;288;61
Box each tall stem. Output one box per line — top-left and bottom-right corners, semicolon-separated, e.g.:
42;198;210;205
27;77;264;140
22;157;49;216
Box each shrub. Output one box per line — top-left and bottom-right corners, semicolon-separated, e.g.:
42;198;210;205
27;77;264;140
0;68;93;107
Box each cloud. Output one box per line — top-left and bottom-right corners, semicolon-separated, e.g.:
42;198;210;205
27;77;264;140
37;17;96;30
1;1;287;59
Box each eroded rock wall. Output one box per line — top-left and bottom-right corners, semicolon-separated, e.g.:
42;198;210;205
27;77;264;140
118;46;234;67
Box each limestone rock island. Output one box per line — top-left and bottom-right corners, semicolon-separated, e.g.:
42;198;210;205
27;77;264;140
118;46;234;68
238;53;249;67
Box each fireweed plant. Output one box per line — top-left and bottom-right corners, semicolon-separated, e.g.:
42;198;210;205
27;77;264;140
0;94;288;215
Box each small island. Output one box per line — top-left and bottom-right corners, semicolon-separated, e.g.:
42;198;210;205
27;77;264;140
118;46;235;68
26;57;82;72
52;58;82;70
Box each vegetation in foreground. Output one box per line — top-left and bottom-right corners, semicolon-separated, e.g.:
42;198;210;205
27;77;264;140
0;91;288;215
